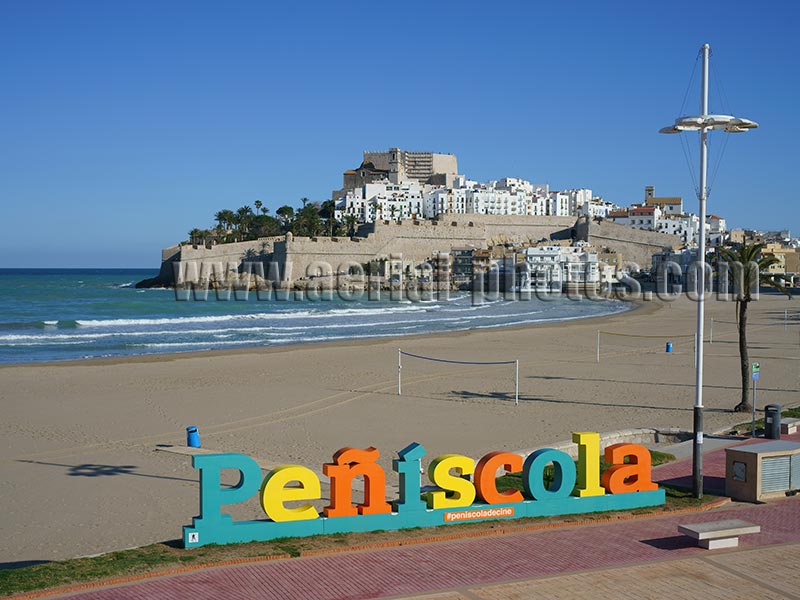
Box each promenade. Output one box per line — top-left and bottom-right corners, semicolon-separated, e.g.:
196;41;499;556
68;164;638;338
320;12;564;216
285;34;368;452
24;432;800;600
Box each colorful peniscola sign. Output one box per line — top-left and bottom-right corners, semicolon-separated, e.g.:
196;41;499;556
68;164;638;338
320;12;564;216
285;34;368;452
183;432;664;548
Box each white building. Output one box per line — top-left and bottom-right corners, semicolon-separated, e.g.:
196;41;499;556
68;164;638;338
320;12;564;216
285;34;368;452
336;180;424;222
706;214;727;247
651;246;700;288
644;186;683;215
656;214;700;245
582;198;619;219
547;192;573;217
422;178;541;218
338;167;600;224
517;242;600;291
626;205;661;230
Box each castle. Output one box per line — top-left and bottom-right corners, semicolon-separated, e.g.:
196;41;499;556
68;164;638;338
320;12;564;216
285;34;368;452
137;147;683;289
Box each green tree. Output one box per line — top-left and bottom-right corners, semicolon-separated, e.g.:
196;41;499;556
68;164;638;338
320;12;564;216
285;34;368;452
319;199;339;236
215;209;235;231
254;200;263;214
188;228;204;244
252;214;282;237
214;211;226;230
717;243;792;412
293;202;323;237
276;205;294;226
344;215;359;237
236;206;254;239
319;199;336;219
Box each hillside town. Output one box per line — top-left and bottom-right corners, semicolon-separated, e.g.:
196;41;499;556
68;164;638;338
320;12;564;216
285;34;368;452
166;147;799;292
329;148;799;288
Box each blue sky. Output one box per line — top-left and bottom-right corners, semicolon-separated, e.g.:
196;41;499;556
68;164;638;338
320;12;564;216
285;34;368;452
1;0;798;268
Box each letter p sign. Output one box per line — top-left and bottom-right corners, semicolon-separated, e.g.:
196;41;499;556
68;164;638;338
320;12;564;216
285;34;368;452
193;453;263;528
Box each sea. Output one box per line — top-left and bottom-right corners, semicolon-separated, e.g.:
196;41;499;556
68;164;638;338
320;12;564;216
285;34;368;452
0;269;631;365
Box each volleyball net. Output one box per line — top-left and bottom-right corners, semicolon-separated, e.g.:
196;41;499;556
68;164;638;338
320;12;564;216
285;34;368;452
397;349;519;405
596;330;697;367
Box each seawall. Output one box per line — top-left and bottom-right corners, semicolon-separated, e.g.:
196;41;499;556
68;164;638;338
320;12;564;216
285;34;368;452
139;215;679;287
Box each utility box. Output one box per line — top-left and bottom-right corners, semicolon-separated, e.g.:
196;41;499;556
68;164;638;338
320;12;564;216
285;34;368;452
726;441;800;502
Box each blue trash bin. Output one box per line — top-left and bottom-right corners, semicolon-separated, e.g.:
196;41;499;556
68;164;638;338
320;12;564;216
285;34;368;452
186;426;201;448
666;342;673;353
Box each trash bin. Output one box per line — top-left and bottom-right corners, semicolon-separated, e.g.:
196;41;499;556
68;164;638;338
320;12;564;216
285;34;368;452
665;342;673;353
764;405;781;440
186;426;201;448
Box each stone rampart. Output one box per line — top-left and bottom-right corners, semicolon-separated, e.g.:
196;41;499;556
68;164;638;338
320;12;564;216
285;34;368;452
278;216;577;281
177;237;280;263
577;218;679;268
143;215;680;287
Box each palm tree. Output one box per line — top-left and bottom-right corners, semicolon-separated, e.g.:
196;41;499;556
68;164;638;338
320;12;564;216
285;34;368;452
216;209;236;240
717;243;791;412
294;202;323;237
319;200;338;236
188;228;204;245
214;211;227;230
254;200;263;213
236;206;254;239
344;215;359;238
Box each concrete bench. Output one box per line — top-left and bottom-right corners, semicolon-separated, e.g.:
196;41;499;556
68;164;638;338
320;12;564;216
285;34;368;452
677;519;761;549
781;418;799;435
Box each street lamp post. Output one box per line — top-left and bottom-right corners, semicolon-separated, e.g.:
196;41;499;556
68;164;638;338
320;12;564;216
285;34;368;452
660;44;758;498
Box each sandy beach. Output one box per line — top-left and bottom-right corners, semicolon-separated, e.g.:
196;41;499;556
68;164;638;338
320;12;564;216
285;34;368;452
2;292;798;566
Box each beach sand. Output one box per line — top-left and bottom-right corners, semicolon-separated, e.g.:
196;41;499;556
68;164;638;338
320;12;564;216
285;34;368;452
2;293;798;565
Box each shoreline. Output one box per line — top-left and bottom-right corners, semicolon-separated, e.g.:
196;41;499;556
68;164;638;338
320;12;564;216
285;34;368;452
0;296;651;369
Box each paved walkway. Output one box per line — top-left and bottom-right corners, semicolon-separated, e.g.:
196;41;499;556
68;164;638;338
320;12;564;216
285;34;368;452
34;434;800;599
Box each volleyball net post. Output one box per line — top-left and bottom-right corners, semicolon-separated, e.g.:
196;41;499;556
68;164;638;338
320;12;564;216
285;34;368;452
596;330;600;364
398;349;519;405
398;348;402;395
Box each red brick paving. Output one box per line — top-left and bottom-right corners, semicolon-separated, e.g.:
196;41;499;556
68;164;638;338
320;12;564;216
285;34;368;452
44;433;800;600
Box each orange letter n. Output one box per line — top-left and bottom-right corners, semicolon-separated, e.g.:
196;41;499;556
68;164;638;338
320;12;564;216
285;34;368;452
323;446;392;517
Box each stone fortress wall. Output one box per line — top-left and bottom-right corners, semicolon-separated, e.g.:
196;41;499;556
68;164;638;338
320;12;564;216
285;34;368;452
146;215;679;287
276;217;491;282
575;219;680;268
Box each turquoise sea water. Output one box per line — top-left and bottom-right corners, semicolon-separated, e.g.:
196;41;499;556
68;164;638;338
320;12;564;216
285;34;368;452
0;269;630;364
